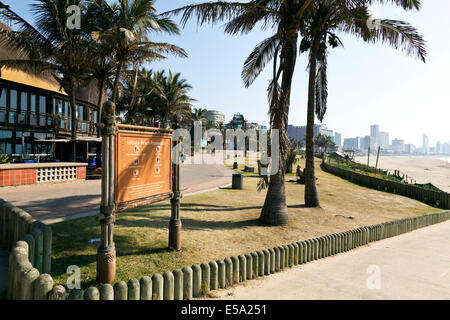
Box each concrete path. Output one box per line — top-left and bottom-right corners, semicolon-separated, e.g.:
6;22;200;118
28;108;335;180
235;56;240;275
0;249;8;300
212;220;450;300
0;162;234;224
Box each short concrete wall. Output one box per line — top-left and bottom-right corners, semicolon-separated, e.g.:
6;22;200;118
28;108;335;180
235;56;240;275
0;163;87;187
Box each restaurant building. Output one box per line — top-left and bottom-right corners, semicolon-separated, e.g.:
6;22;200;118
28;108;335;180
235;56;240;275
0;23;102;162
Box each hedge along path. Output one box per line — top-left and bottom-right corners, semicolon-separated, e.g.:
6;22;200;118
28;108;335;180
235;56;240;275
322;161;450;209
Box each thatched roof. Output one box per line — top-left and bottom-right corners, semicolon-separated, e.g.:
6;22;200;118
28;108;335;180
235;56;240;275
0;21;105;107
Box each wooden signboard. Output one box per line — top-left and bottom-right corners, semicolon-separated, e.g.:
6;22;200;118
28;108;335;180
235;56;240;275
115;130;172;208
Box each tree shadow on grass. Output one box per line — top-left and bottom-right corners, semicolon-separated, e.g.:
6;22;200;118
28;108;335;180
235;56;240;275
116;215;263;231
126;203;262;214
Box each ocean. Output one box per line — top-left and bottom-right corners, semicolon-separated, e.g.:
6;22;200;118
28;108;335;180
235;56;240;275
436;156;450;163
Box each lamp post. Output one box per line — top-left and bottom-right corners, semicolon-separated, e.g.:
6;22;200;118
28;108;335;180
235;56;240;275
169;114;182;251
96;100;117;284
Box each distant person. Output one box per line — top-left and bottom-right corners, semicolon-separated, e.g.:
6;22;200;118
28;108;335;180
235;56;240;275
296;165;305;184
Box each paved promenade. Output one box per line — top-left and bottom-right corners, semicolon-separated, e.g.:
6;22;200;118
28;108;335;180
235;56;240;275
1;161;234;224
213;220;450;300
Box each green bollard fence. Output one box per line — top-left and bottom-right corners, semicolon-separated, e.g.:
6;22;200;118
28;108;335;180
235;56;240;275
163;271;174;300
192;265;202;297
84;287;100;300
114;281;128;300
152;274;164;300
100;283;114;300
182;266;193;300
128;278;140;300
173;269;184;300
139;276;152;301
48;285;67;300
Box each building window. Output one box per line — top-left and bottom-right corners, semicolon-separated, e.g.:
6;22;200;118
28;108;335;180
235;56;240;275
0;88;6;122
0;130;13;154
30;94;37;125
39;96;46;126
19;92;28;124
9;89;17;124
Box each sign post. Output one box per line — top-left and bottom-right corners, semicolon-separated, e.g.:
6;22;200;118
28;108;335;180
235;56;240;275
97;100;117;284
169;115;182;251
95;102;180;283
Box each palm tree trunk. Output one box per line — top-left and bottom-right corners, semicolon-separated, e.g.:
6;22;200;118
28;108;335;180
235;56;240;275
96;79;105;168
112;60;123;103
70;79;77;162
260;31;298;226
304;39;320;208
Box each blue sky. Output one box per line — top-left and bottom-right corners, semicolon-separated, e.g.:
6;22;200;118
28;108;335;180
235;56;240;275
4;0;450;147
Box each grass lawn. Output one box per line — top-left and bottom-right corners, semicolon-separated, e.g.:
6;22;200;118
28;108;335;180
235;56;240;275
50;159;441;288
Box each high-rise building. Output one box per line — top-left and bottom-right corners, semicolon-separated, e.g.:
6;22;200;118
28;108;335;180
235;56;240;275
436;141;441;154
205;110;225;127
405;144;415;154
392;138;406;153
370;124;380;147
343;138;360;151
227;113;248;129
287;125;306;142
334;132;342;147
287;124;333;142
361;136;373;151
378;132;389;149
423;134;429;154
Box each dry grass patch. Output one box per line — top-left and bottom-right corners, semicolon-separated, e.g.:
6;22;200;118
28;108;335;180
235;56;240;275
51;159;440;288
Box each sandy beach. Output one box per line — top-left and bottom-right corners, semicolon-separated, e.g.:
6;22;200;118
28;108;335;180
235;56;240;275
354;156;450;193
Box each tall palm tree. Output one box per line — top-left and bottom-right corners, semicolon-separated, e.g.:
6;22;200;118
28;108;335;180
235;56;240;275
300;0;426;207
166;0;315;225
84;0;119;166
116;67;154;122
0;0;92;161
149;70;195;125
116;69;195;126
94;0;188;104
192;107;208;122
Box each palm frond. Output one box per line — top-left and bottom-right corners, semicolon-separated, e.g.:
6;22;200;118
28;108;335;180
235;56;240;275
315;52;328;122
162;2;254;28
242;34;280;87
224;6;276;35
257;175;269;192
359;18;426;62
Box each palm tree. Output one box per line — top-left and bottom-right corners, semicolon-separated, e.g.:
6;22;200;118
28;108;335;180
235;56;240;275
116;67;154;123
150;70;195;126
0;0;93;161
166;0;315;226
117;69;195;126
300;0;426;207
84;0;119;166
94;0;188;104
192;107;208;121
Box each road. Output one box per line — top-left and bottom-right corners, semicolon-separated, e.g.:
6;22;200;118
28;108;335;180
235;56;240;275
212;220;450;300
0;162;234;224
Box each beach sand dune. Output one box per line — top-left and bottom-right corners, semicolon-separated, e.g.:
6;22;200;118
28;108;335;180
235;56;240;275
354;156;450;193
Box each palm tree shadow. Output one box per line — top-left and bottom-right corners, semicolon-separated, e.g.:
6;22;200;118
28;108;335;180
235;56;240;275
117;214;263;231
288;204;307;209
